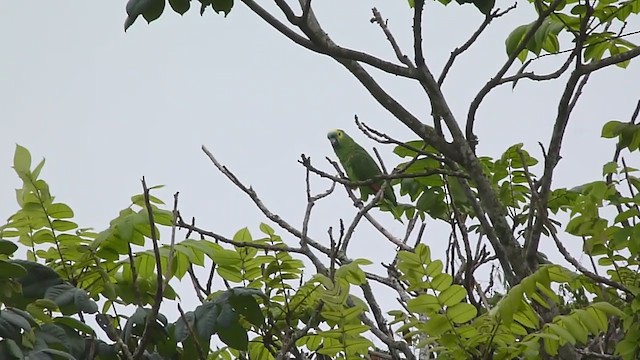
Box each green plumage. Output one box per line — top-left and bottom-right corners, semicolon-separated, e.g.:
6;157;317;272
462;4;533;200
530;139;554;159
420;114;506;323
327;129;397;206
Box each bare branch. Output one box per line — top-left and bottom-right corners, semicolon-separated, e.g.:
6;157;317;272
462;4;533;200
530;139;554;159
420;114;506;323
413;0;425;68
327;159;412;251
550;221;632;296
360;281;405;360
241;0;417;79
164;192;179;287
438;4;517;86
186;265;206;302
275;302;324;360
529;72;591;257
356;300;415;360
371;8;414;68
132;177;165;360
339;190;385;254
201;146;332;266
498;48;578;86
466;0;566;149
176;219;309;255
301;163;335;270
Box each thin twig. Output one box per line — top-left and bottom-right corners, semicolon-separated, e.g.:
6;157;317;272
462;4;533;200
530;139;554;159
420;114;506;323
438;4;517;86
549;221;632;296
202;146;332;273
466;0;566;149
240;0;417;79
95;314;134;360
371;8;413;68
164;192;179;287
327;159;411;251
177;304;207;360
132;178;165;360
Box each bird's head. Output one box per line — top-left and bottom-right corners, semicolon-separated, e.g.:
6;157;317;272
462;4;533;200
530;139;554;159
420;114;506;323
327;129;346;148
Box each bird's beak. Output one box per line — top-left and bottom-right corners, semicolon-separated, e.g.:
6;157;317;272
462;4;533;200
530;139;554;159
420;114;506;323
328;136;337;146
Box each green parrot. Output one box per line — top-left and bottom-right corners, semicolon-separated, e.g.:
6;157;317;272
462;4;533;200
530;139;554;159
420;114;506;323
327;129;397;206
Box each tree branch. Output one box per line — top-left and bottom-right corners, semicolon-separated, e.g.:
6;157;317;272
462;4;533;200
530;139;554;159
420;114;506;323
466;0;565;149
371;8;414;68
413;0;425;68
132;178;165;360
241;0;417;79
438;4;517;86
201;145;332;261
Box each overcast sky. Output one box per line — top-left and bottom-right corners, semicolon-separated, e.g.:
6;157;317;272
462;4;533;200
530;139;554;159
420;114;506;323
1;0;639;338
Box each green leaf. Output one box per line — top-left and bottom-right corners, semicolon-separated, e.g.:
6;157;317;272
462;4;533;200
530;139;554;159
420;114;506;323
446;303;477;324
0;240;18;256
217;265;243;282
229;293;264;327
505;24;530;59
249;340;274;360
52;220;78;231
194;302;220;340
32;229;55;244
33;349;76;360
472;0;494;15
0;260;27;279
3;339;22;357
259;223;274;236
590;301;625;317
13;144;32;174
425;259;443;277
48;203;74;219
430;273;453;291
74;287;98;314
212;0;233;16
131;193;165;207
561;315;588;344
615;208;640;224
407;294;440;314
141;0;165;23
1;308;33;332
602;161;618;175
174;311;195;342
125;0;165;31
438;285;466;306
233;227;252;242
546;322;576;345
422;314;450;336
169;0;190;14
602;120;625;138
216;303;248;350
53;316;95;335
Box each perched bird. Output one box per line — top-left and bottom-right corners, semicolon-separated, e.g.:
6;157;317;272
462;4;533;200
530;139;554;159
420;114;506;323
327;129;397;206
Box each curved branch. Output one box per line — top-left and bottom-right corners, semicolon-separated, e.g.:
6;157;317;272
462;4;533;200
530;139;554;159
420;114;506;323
201;145;330;274
580;45;640;73
466;0;565;149
438;4;517;86
241;0;417;79
498;47;577;85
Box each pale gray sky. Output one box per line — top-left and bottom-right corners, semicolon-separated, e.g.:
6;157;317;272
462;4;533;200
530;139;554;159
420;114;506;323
1;0;639;340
